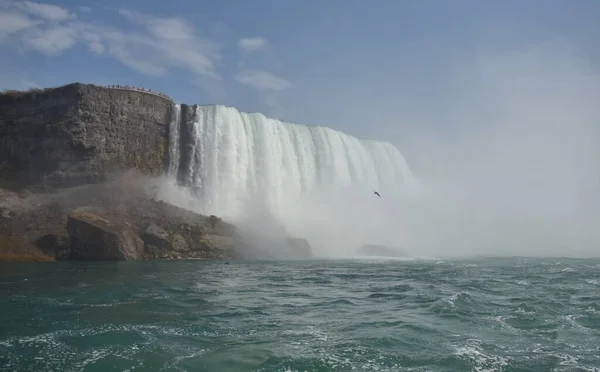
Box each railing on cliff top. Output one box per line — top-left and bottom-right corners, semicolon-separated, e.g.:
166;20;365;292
104;85;173;102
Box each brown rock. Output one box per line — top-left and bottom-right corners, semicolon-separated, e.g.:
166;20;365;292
0;171;289;262
170;233;189;252
67;209;144;260
141;223;170;257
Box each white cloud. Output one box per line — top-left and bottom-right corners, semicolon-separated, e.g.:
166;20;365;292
80;29;104;54
0;2;78;54
22;23;79;55
236;37;291;114
0;2;222;80
0;2;292;102
100;28;168;76
21;0;73;21
239;37;268;53
102;9;221;79
147;17;195;41
0;12;38;39
235;69;292;91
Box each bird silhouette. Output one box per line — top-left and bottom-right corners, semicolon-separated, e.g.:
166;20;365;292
373;191;381;198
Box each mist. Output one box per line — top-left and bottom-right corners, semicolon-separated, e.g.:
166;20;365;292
250;41;600;259
152;41;600;259
380;42;600;258
241;42;600;260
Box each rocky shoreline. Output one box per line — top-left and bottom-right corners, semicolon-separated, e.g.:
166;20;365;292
0;171;312;262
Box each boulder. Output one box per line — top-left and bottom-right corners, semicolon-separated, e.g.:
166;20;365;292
67;210;144;260
141;223;170;257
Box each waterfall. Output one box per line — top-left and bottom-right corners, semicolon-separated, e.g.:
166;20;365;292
168;104;417;222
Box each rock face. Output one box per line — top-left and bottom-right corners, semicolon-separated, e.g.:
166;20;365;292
67;210;144;260
141;223;170;256
0;84;172;191
0;171;247;261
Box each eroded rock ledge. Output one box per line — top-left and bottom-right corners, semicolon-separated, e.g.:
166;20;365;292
0;171;312;262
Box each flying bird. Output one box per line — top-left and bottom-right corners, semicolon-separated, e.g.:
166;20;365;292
373;191;381;198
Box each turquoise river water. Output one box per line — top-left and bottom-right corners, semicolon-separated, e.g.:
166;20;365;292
1;258;599;371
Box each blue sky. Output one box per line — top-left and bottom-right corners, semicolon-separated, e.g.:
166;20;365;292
1;0;599;144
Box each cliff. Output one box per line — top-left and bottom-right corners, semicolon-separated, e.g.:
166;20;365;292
0;83;173;191
0;171;242;261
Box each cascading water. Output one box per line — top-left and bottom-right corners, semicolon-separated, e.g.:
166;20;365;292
170;105;416;214
166;104;418;255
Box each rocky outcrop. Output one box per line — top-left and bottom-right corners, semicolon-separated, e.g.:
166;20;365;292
67;210;144;260
0;171;258;261
0;83;173;191
142;223;170;256
0;187;71;261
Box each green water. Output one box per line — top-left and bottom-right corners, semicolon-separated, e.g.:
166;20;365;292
1;258;599;371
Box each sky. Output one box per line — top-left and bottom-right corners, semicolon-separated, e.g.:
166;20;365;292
1;0;599;143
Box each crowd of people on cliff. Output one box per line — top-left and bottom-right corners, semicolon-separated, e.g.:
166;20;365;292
105;85;172;101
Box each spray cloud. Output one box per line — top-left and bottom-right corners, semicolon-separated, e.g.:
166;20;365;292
383;42;600;258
